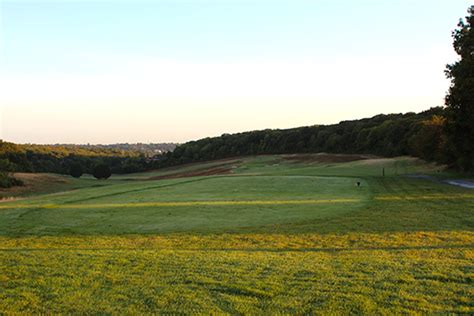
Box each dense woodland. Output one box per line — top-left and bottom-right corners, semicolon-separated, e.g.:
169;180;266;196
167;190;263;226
65;143;177;156
0;142;151;176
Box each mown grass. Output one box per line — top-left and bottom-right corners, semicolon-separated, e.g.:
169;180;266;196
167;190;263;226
1;233;472;314
0;155;473;313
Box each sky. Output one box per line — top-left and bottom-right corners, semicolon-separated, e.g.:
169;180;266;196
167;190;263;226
0;0;471;144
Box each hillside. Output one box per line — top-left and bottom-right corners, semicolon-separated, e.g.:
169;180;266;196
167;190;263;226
0;107;462;184
0;154;472;313
158;107;447;168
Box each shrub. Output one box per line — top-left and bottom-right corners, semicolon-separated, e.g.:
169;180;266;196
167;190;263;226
0;172;23;188
93;164;111;180
69;163;83;178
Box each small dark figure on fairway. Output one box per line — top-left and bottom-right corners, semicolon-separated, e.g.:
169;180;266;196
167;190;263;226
356;181;361;187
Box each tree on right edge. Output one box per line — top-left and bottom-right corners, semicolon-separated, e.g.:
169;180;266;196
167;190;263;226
445;5;474;171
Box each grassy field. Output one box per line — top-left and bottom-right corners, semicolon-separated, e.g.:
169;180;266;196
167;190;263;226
0;154;473;313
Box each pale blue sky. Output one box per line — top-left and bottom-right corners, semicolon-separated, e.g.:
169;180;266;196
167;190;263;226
0;0;471;144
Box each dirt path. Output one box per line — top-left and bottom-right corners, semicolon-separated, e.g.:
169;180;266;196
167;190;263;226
407;174;474;189
444;180;474;189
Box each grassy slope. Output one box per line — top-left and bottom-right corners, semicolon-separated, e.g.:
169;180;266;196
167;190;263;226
0;155;473;313
0;173;107;199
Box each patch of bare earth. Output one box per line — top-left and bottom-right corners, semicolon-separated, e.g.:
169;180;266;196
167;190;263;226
143;158;241;174
282;153;375;164
148;159;242;180
148;167;232;180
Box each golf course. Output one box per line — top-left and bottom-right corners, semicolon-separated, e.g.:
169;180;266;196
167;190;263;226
0;154;472;314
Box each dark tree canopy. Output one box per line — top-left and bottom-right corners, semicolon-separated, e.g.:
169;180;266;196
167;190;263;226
92;164;112;180
0;140;152;175
445;5;474;171
69;163;83;178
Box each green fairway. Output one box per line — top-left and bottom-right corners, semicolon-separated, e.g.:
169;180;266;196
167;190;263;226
0;155;473;313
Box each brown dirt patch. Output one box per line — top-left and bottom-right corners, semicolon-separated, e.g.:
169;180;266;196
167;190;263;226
148;166;233;180
282;153;376;164
142;158;241;174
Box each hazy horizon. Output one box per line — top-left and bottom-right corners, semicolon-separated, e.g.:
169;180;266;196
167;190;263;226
1;0;471;144
2;106;442;146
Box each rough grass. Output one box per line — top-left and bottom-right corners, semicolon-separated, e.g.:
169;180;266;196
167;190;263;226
0;173;107;199
0;155;473;313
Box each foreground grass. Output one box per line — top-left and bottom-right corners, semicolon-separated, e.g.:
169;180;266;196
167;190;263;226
1;232;472;314
0;155;473;313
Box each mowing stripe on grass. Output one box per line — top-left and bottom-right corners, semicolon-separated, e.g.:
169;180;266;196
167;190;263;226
0;198;361;209
1;194;473;210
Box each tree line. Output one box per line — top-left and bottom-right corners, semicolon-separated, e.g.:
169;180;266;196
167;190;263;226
0;141;152;177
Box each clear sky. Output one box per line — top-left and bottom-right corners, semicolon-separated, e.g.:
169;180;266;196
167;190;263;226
0;0;471;144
